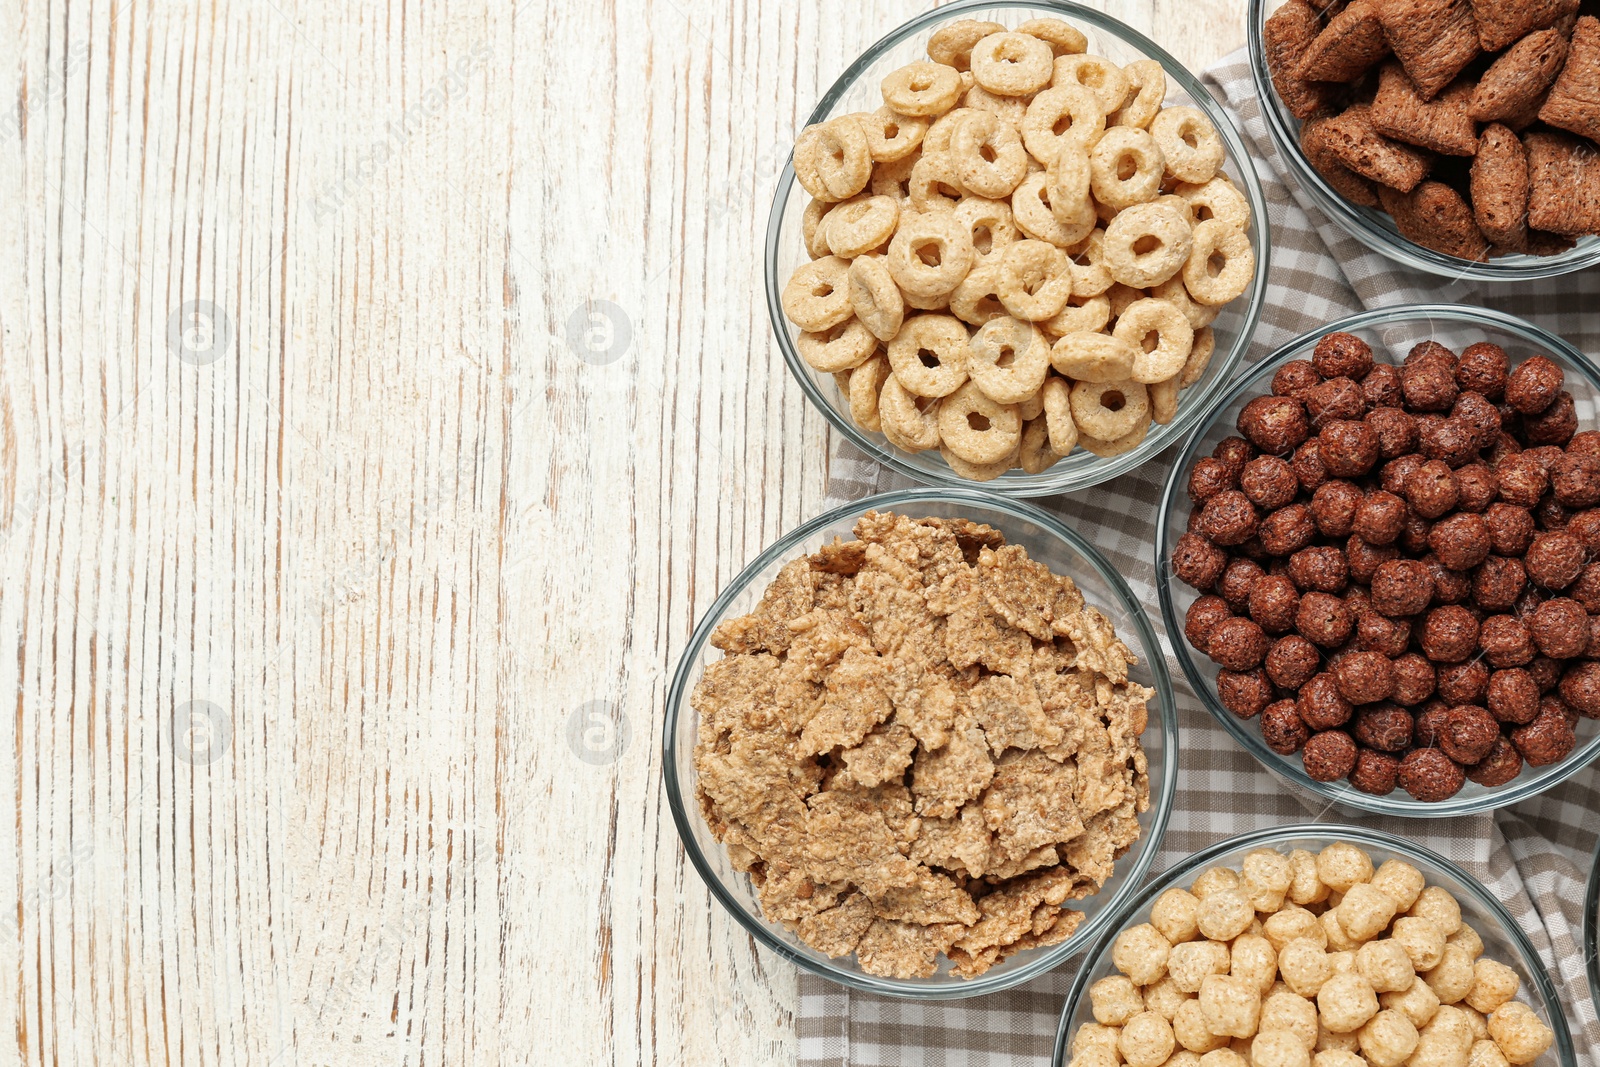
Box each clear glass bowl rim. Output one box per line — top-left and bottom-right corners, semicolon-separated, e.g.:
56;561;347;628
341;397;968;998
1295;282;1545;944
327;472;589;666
763;0;1273;498
661;486;1181;999
1049;822;1579;1066
1155;302;1600;817
1244;0;1600;281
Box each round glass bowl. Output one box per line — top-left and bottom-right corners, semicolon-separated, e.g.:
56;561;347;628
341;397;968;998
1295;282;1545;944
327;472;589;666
663;487;1179;997
765;0;1270;497
1247;0;1600;280
1155;304;1600;817
1051;824;1577;1067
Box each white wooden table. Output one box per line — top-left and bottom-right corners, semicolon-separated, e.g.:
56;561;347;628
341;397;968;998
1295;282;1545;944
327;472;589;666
1;2;1245;1063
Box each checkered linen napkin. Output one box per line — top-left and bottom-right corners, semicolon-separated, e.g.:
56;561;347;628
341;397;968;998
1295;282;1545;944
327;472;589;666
795;50;1600;1067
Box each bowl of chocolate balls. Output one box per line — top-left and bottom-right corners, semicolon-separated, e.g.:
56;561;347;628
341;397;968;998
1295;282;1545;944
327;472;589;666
1156;304;1600;816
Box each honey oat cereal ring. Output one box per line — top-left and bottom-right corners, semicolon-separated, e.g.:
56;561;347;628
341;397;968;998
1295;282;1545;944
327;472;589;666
924;107;977;155
1178;326;1217;389
1045;292;1112;337
998;239;1074;321
1014;170;1096;247
782;255;854;331
1116;298;1196;384
1103;201;1194;287
1049;145;1094;220
1091;126;1167;208
870;154;917;201
950;259;1009;325
927;19;1007;70
940;381;1023;464
908;152;968;213
1106;282;1144;320
1151;106;1225;185
1053;53;1130;115
1177;176;1252;231
847;254;905;342
953;110;1030;198
968;315;1051;403
888;313;971;397
1184;219;1254;305
1071;379;1149;440
848;352;891;432
1114;60;1168;129
1042;377;1080;455
939;439;1017;479
1151;376;1179;424
826;194;901;258
810;115;873;200
798;318;877;372
954;196;1020;259
1152;275;1220;329
888;211;976;299
1066;229;1114;297
1018;387;1045;421
803;199;833;258
971;32;1055;97
861;106;929;162
1018;415;1061;473
1022;84;1107;164
964;83;1029;128
1018;17;1089;57
878;374;943;451
881;60;965;116
1053;330;1138;383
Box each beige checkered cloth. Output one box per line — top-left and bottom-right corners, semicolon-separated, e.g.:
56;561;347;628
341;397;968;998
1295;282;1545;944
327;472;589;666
796;52;1600;1066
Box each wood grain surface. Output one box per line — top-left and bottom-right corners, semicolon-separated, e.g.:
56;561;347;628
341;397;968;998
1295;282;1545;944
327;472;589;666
0;2;1244;1064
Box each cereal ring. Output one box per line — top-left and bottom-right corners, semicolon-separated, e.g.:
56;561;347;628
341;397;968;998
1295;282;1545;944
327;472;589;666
1052;54;1130;114
1080;413;1152;456
1072;379;1149;439
1043;293;1111;337
782;255;854;331
953;196;1019;259
998;239;1074;321
1113;60;1167;129
953;110;1029;198
968;315;1051;403
939;439;1017;480
1018;388;1046;421
798;318;877;372
1013;171;1096;248
908;153;967;213
1049;145;1093;218
1153;193;1197;225
1177;176;1251;231
1103;201;1194;288
962;83;1029;128
1052;331;1138;383
887;313;970;397
970;32;1054;97
927;19;1006;71
848;352;892;432
1151;376;1179;424
923;108;977;155
811;116;873;200
1151;106;1225;184
861;106;928;162
1116;298;1196;384
881;61;964;116
1091;126;1167;208
847;254;905;342
1152;275;1220;328
879;375;942;452
902;286;952;312
949;259;1009;325
1018;415;1061;473
826;194;900;258
1017;17;1089;57
887;211;975;300
939;381;1023;463
1106;282;1144;320
792;124;835;202
1022;84;1106;164
1042;377;1080;455
1067;229;1114;297
803;199;833;258
1183;218;1254;306
1179;326;1217;389
870;154;916;201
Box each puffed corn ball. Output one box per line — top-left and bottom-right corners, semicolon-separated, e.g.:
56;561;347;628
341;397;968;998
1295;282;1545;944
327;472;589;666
780;17;1256;480
1069;844;1553;1067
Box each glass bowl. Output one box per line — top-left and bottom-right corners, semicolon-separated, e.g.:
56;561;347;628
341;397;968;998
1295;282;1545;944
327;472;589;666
1155;304;1600;817
663;487;1179;997
764;0;1271;497
1247;0;1600;281
1051;824;1577;1067
1586;834;1600;1021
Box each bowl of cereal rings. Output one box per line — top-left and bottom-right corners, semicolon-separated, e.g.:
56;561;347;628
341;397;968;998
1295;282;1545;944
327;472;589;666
1155;304;1600;817
1052;825;1575;1067
766;0;1270;495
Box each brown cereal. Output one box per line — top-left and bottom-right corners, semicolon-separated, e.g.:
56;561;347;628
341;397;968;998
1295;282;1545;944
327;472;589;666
1509;696;1578;764
1437;660;1490;706
1377;182;1490;262
1358;610;1413;658
1472;556;1527;613
1261;504;1319;557
1523;390;1578;446
1299;591;1357;647
1371;66;1478;156
1398;747;1466;801
1378;0;1481;100
1428;513;1491;572
1302;113;1383;208
1268;635;1324;690
1539;16;1600;143
1525;530;1585;588
1480;614;1536;669
1276;359;1324;398
1439;705;1500;765
1263;700;1314;754
1252;574;1304;635
1456;343;1510;400
1336;651;1397;704
1313;481;1366;538
1392;653;1439;706
1319;105;1434;192
1266;0;1341;119
1526;132;1600;237
1465;736;1524;787
1353;703;1415;752
1306;377;1368;429
1304;730;1360;781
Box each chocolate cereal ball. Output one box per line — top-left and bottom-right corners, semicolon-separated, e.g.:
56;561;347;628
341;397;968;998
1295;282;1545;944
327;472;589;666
1346;536;1400;584
1526;531;1585;589
1480;614;1535;668
1357;611;1412;658
1495;455;1548;509
1391;653;1437;706
1428;513;1492;571
1530;597;1590;659
1349;748;1401;795
1314;331;1375;379
1487;430;1523;466
1398;748;1466;802
1365;406;1419;459
1289;546;1349;593
1291;439;1329;492
1436;660;1490;706
1172;533;1227;590
1305;377;1366;429
1311;480;1363;537
1213;436;1257;478
1551;453;1600;508
1471;555;1527;612
1424;554;1472;604
1273;359;1322;398
1335;651;1397;705
1485;503;1536;556
1381;454;1426;496
1456;341;1509;398
1258;503;1317;556
1440;705;1499;765
1558;661;1600;717
1453;464;1498;512
1371;558;1434;617
1530;654;1563;692
1240;456;1299;509
1354;491;1408;546
1299;672;1354;730
1504;355;1564;415
1185;596;1233;654
1535;496;1571;530
1297;591;1355;647
1218;668;1274;719
1452;392;1503;449
1414;700;1452;747
1465;736;1523;787
1352;702;1414;752
1487;668;1540;725
1206;616;1271;671
1567;510;1600;554
1510;699;1578;765
1364;364;1405;408
1187;456;1237;505
1238;395;1310;455
1219;557;1266;612
1303;729;1359;782
1404;460;1459;519
1249;575;1302;634
1523;444;1566;472
1569;430;1600;456
1570;564;1600;614
1399;512;1434;555
1420;418;1480;468
1319;420;1380;477
1422;605;1480;663
1403;359;1459;412
1261;700;1312;754
1524;391;1578;446
1266;635;1321;689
